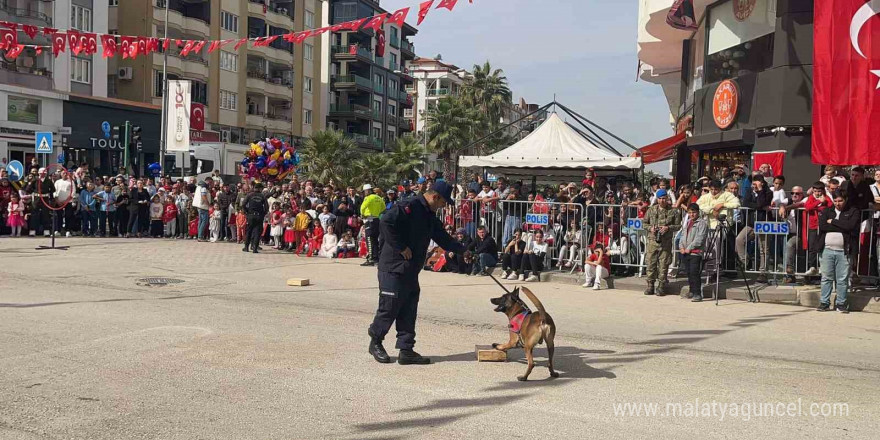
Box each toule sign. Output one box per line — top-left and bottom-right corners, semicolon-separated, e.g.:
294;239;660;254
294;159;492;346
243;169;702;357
166;80;191;152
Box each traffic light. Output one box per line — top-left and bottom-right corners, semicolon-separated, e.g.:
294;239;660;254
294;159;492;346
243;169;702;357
112;125;121;141
131;125;142;147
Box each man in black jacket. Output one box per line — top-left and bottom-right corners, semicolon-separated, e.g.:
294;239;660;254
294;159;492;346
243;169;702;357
216;184;233;242
469;225;499;276
735;178;773;283
814;192;859;313
242;183;268;253
445;228;473;274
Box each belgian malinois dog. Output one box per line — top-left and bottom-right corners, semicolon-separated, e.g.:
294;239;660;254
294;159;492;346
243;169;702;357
490;286;558;381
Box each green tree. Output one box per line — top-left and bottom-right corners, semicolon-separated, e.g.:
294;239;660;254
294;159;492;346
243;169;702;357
426;96;480;176
463;60;512;125
352;153;395;190
300;130;359;187
389;134;426;181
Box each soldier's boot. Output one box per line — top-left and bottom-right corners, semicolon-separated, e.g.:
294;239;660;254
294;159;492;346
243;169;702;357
656;281;668;297
644;283;655;296
398;349;431;365
369;337;391;364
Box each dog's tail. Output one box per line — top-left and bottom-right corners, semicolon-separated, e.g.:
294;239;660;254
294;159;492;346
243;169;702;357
520;287;547;315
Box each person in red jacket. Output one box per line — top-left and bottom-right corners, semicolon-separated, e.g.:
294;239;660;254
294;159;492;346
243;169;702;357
307;218;324;257
162;195;178;238
797;182;833;279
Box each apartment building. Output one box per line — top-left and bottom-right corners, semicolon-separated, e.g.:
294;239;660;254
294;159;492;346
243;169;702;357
1;0;110;167
325;0;416;152
112;0;325;148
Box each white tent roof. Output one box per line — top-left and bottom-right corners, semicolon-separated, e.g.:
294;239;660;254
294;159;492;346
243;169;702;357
458;113;642;169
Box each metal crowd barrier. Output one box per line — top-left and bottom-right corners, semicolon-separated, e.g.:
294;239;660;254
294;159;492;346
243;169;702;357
435;199;880;285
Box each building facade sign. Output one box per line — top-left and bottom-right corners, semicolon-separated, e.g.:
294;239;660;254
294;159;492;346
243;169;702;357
712;80;739;130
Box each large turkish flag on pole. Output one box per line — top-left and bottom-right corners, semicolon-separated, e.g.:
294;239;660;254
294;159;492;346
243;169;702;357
814;0;880;165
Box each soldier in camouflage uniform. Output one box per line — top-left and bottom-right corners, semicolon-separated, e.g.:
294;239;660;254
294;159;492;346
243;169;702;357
642;189;682;296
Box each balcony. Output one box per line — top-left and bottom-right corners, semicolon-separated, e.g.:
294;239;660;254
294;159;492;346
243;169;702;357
247;70;293;97
374;56;387;69
246;108;266;127
248;0;294;27
154;1;210;37
331;74;372;92
331;45;373;63
387;114;398;126
427;88;451;97
329;104;372;120
400;40;415;59
0;3;52;26
373;81;385;95
345;132;372;148
398;118;412;131
265;111;293;131
0;61;53;90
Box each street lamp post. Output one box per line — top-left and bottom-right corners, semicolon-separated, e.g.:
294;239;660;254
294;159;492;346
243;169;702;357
158;0;170;177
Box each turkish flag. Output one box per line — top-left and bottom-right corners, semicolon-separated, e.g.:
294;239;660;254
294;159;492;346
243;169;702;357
67;30;81;55
180;40;195;56
752;151;785;176
234;38;248;50
83;33;98;55
22;25;38;39
52;32;67;56
418;1;435;25
101;34;117;58
349;44;358;55
814;0;880;165
388;7;410;27
5;44;24;59
291;31;312;44
363;13;387;32
436;0;458;11
376;28;386;58
119;36;134;59
191;103;205;131
0;28;15;50
208;40;222;53
344;18;369;31
192;40;207;54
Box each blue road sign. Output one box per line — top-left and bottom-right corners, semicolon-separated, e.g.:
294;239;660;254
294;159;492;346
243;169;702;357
5;160;24;182
35;132;53;153
525;213;549;226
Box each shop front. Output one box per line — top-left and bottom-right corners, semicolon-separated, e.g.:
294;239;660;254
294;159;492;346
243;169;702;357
62;96;161;177
668;0;818;188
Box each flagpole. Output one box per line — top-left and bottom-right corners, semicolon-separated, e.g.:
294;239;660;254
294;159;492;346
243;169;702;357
159;0;170;178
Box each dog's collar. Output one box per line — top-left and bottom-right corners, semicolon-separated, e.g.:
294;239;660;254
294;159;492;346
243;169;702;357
509;310;530;334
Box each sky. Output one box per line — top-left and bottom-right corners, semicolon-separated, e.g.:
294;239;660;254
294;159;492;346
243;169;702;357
381;0;674;174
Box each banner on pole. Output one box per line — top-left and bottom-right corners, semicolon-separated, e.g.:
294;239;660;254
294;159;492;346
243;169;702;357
166;80;191;153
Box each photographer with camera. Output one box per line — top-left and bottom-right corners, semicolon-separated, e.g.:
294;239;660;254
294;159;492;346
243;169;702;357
642;189;682;296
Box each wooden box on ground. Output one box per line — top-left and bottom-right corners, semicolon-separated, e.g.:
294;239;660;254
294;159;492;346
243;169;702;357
287;278;310;286
476;345;507;362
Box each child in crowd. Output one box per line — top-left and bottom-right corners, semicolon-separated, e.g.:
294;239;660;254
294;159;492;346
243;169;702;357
163;196;178;238
583;243;611;290
270;202;284;249
6;193;25;237
293;207;311;255
235;208;247;243
320;226;338;258
318;205;336;231
210;202;223;242
149;194;164;238
556;219;582;270
337;231;356;258
307;218;324;257
187;206;199;239
282;207;295;252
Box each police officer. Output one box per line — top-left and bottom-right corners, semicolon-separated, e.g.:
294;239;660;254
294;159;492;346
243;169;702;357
360;184;385;267
368;181;470;365
241;183;269;254
642;189;682;296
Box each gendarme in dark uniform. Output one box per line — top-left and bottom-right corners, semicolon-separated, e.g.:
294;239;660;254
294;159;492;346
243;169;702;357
368;181;467;365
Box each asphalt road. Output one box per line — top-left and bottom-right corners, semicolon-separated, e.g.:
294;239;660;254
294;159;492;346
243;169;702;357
1;237;878;439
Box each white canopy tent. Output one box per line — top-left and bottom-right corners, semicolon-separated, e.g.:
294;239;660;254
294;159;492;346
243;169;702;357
458;113;643;170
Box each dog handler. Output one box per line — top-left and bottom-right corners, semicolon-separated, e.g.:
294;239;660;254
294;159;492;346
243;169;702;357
368;181;470;365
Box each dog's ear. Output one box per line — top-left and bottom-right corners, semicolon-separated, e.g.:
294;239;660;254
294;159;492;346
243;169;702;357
511;287;520;299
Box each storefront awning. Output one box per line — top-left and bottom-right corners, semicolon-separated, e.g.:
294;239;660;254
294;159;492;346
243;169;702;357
632;132;686;164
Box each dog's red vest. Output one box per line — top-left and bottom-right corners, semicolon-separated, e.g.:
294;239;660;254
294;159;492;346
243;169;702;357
509;311;530;334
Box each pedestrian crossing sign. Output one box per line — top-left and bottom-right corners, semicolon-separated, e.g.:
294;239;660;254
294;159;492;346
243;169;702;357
35;132;53;153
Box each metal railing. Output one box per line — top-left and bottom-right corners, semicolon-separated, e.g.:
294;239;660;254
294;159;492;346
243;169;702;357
329;104;372;118
332;74;372;90
427;88;450;97
0;3;52;25
401;40;415;54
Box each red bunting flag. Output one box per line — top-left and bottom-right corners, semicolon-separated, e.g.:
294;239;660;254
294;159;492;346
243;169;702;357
363;13;387;32
418;1;435;25
192;40;207;54
330;23;348;32
35;46;42;55
291;31;311;44
137;37;148;55
191;103;205;131
52;32;66;56
0;28;16;50
376;28;386;57
311;27;331;36
101;34;117;57
148;37;160;53
83;33;98;55
129;38;140;59
67;30;81;55
349;44;358;55
344;18;369;31
283;32;296;43
180;40;195;56
388;7;410;27
2;22;16;31
5;44;24;59
436;0;458;11
163;38;171;50
119;36;134;59
208;40;222;53
22;25;38;39
175;39;183;47
234;38;248;50
43;27;57;36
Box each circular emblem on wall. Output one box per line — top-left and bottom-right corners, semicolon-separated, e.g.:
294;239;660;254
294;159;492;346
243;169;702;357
713;80;739;130
733;0;757;22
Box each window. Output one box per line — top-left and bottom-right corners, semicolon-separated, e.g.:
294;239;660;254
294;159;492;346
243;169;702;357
704;0;775;84
220;51;238;72
7;96;40;124
390;27;398;42
303;76;313;93
192;81;208;106
220;90;238;110
304;43;313;61
388;103;396;115
221;11;239;33
373;73;383;85
304;109;313;125
70;58;92;84
333;2;357;22
389;79;398;91
109;0;119;6
372;127;381;139
71;5;93;31
372;99;381;112
390;53;398;69
387;129;396;142
305;10;315;28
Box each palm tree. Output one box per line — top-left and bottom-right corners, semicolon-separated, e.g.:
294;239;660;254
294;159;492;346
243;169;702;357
300;130;359;186
389;134;426;181
426;96;480;176
352;153;394;190
463;61;512;125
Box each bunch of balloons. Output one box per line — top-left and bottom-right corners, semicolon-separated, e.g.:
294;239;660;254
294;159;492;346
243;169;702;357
147;162;162;178
240;137;300;182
